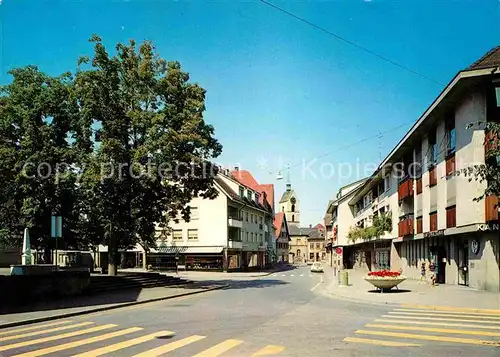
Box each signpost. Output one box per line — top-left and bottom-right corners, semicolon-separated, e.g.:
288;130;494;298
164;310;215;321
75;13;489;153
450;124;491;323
51;216;62;268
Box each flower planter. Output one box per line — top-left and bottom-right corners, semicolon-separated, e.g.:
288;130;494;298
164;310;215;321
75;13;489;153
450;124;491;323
364;270;406;292
364;277;406;292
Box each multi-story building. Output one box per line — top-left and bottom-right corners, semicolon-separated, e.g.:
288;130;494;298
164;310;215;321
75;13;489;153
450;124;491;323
307;224;326;263
274;212;290;262
146;168;274;271
329;46;500;292
324;179;367;268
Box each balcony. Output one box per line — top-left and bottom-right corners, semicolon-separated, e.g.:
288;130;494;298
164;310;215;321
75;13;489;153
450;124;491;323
446;155;456;177
429;166;437;186
398;178;414;201
228;240;243;249
485;195;499;222
398;217;414;237
416;177;423;195
228;217;243;228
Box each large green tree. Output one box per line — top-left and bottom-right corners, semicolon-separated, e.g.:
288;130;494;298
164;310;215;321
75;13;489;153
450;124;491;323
76;35;222;274
0;67;81;258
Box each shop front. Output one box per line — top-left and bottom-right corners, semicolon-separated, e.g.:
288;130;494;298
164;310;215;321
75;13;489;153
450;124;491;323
147;246;226;271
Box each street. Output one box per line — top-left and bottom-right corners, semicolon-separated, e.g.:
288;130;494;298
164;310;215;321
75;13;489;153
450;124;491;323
1;266;499;356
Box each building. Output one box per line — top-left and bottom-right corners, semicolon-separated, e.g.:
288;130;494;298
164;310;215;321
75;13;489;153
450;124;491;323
327;46;500;291
279;182;300;227
324;179;367;268
274;212;290;262
307;224;326;263
146;169;274;271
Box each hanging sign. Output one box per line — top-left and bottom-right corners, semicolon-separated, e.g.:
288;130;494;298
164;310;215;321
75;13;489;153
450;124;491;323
51;216;62;238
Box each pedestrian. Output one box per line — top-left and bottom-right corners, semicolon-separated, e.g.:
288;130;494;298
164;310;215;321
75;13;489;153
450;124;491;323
420;262;426;282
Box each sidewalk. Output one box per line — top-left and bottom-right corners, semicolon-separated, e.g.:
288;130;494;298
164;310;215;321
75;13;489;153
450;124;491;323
325;269;500;311
0;282;226;329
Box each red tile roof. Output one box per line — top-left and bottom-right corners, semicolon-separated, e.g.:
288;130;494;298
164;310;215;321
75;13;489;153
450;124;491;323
230;170;274;213
273;212;285;239
314;223;325;232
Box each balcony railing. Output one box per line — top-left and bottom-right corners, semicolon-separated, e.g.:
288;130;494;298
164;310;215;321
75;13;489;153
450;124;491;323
485;195;499;222
228;217;243;228
398;217;414;237
398;178;414;201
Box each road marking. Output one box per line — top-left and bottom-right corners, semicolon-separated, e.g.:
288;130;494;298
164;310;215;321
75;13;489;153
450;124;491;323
394;308;500;317
280;274;286;277
299;274;304;277
0;322;94;342
343;337;421;347
71;330;174;357
389;311;500;320
290;274;295;277
0;324;117;352
12;327;142;357
381;315;500;324
355;329;500;346
310;276;323;291
133;335;206;356
251;344;285;356
401;304;500;315
0;320;74;337
191;338;243;356
374;318;500;330
366;323;500;337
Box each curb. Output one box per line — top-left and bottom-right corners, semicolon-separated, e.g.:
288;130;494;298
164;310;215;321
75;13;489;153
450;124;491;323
0;284;228;330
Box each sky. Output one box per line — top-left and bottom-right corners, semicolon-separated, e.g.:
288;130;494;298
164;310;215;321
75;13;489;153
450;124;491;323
1;0;499;226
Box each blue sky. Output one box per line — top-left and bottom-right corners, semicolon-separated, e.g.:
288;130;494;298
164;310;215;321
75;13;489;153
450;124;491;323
1;0;499;225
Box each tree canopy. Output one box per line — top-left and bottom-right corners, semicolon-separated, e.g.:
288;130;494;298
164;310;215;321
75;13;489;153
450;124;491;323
0;35;222;274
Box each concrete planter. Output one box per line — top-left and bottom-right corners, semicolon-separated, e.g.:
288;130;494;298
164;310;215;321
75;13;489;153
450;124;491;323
364;277;406;292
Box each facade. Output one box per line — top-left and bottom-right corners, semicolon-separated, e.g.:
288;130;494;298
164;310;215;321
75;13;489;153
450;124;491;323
307;225;326;263
145;169;274;271
325;46;500;292
274;212;290;262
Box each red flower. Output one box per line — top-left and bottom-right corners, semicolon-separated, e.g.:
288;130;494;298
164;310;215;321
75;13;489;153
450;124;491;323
367;270;401;277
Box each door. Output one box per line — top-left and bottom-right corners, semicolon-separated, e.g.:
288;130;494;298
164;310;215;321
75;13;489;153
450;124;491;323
437;246;447;284
458;240;469;286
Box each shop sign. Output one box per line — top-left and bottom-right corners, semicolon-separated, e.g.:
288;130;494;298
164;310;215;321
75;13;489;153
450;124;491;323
477;223;500;231
423;229;444;238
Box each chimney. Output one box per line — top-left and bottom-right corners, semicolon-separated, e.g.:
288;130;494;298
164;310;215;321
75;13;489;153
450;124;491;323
234;166;239;171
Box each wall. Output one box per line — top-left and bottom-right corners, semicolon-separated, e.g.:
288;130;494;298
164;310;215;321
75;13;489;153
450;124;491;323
469;232;500;292
166;192;228;247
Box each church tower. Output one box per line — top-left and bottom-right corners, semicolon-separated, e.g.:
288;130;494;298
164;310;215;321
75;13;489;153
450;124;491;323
279;182;300;227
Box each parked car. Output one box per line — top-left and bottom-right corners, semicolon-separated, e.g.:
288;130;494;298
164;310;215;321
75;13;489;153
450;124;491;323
310;262;324;273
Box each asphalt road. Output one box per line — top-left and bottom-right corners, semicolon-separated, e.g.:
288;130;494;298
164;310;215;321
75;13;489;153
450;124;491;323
1;266;499;356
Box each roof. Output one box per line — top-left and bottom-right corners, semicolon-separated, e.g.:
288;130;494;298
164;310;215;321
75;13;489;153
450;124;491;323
313;223;325;231
279;188;296;204
466;46;500;71
273;212;290;240
348;46;500;204
324;213;333;227
289;224;325;239
231;170;274;213
215;176;271;213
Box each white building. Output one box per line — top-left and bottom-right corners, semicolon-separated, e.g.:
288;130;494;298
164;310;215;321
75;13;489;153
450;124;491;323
146;170;275;271
326;46;500;292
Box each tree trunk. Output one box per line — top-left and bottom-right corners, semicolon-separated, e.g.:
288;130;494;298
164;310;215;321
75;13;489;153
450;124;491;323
108;234;118;275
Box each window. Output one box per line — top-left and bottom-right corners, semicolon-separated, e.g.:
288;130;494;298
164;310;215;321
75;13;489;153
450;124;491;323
316;243;320;249
292;214;295;222
259;216;263;224
310;253;314;260
188;229;198;240
239;187;244;197
260;233;263;242
291;204;295;212
173;230;182;241
310;243;314;250
446;117;456;156
246;232;249;241
190;207;199;220
245;212;248;221
251;214;254;223
428;131;438;165
247;190;252;201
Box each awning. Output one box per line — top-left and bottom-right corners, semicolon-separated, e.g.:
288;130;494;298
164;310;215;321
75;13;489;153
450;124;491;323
151;246;225;254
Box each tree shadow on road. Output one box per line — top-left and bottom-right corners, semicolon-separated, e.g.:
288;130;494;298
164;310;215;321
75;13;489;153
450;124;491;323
366;289;412;294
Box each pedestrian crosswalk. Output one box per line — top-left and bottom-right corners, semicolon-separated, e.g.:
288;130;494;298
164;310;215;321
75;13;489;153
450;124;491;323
0;319;285;356
271;273;315;278
343;305;500;348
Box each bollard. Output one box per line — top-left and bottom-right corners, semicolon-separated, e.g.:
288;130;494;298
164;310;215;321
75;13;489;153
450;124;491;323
341;270;349;286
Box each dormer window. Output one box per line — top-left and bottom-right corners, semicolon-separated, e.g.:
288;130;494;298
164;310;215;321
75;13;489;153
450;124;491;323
247;190;252;201
239;187;244;197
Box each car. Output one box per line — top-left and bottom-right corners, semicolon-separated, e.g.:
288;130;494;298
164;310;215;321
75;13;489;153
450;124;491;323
310;262;324;273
